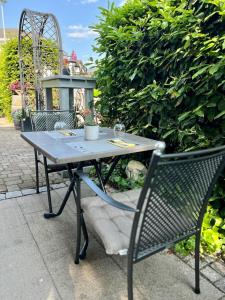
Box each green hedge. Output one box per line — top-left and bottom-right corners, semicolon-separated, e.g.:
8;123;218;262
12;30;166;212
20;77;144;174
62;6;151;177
0;37;60;118
0;38;20;119
93;0;225;257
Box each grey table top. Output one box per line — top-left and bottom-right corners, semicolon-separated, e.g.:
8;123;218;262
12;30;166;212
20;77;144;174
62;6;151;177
21;128;165;164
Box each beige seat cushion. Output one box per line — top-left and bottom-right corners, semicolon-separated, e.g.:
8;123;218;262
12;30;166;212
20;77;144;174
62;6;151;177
81;189;141;255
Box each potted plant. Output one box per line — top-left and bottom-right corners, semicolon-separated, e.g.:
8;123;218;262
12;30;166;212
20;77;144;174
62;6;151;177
83;108;99;140
9;81;31;115
12;109;24;130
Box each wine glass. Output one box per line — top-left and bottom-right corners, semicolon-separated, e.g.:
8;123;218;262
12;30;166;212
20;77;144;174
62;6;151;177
113;123;125;139
54;121;68;131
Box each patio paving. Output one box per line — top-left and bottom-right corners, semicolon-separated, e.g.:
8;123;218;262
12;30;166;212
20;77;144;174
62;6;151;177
0;120;66;195
0;186;224;300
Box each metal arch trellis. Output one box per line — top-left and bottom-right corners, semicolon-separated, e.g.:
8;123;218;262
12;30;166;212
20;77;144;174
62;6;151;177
18;9;63;110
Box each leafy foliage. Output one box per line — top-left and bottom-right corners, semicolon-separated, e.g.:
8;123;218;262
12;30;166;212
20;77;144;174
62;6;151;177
93;0;225;257
0;38;20;119
11;108;25;121
94;0;225;149
175;205;225;256
90;159;144;191
0;37;61;118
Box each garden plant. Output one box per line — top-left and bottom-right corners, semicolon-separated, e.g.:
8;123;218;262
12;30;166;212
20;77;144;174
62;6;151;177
93;0;225;259
0;37;60;119
0;38;20;119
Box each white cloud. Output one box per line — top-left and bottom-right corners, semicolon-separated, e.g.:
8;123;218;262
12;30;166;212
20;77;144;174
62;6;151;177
68;25;98;39
119;0;126;6
81;0;98;4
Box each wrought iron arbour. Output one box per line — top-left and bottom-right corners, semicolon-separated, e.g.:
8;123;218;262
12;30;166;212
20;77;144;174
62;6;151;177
18;9;63;110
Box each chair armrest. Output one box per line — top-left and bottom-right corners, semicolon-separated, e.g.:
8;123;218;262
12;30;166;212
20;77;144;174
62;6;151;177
76;170;139;213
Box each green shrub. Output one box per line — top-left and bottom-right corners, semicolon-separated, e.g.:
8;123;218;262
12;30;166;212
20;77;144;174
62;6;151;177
90;159;145;191
0;37;60;118
0;38;20;119
93;0;225;257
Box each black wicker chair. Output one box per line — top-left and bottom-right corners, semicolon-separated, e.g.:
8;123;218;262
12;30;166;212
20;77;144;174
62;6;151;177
74;145;225;299
30;110;76;213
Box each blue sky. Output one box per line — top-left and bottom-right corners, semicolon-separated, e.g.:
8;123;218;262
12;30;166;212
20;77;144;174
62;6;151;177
2;0;123;62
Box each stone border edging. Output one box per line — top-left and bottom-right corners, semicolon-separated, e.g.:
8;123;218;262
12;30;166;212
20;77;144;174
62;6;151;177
176;254;225;295
0;182;67;201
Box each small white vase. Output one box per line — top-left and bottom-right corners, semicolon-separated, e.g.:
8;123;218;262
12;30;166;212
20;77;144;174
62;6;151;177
84;125;99;140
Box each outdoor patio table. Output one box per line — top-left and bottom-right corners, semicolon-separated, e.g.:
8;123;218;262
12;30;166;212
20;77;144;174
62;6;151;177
21;127;165;218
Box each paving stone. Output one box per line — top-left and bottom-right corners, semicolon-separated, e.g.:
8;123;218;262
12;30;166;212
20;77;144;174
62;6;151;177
7;172;23;177
17;190;62;215
18;182;35;189
25;207;76;255
4;178;23;184
0;193;5;201
51;182;66;189
17;193;47;214
22;174;34;180
0;184;7;192
7;184;19;192
6;191;22;199
201;266;223;282
22;170;33;175
21;188;36;196
203;255;215;264
3;147;224;300
0;224;61;300
180;254;192;263
215;277;225;293
211;260;225;276
0;127;68;193
185;255;210;269
43;238;143;300
1;171;10;175
0;198;26;229
39;186;47;192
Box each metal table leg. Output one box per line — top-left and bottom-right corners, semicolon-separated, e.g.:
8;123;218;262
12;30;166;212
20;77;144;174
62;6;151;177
103;156;121;186
43;157;123;263
92;160;106;193
43;163;76;219
76;157;122;262
44;156;122;219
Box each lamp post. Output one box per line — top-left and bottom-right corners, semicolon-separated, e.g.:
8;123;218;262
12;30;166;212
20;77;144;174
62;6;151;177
0;0;6;42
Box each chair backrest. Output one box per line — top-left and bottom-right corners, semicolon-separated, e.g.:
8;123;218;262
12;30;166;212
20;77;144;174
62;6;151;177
130;146;225;261
30;110;75;131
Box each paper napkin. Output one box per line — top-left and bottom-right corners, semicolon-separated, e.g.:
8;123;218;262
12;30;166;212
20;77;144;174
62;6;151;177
107;139;137;148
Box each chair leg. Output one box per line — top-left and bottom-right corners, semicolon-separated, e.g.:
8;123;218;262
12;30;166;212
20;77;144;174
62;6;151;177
127;256;134;300
75;175;81;264
75;214;82;264
79;212;89;260
43;156;52;213
195;231;201;294
34;150;39;194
